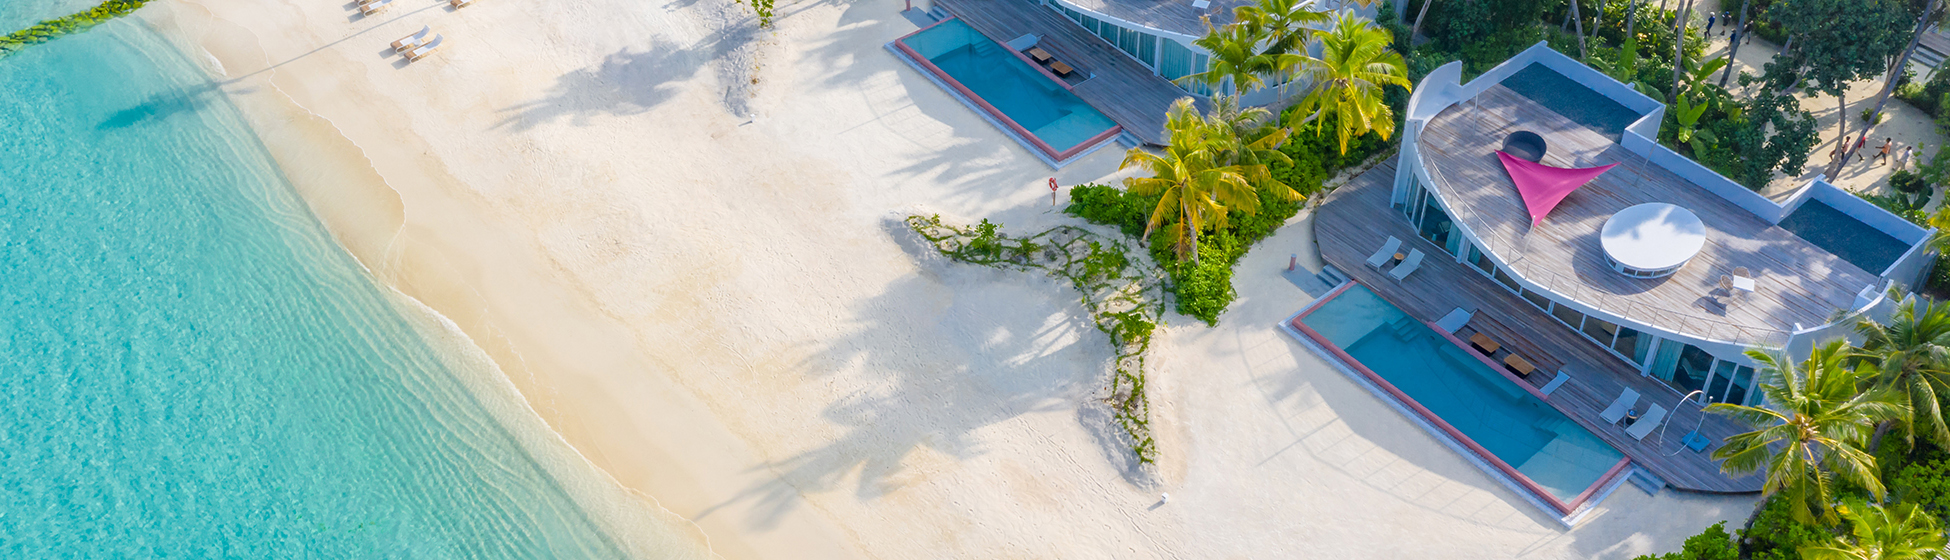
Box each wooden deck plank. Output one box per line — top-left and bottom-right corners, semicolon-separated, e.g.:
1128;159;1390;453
1416;85;1880;345
1314;157;1763;493
934;0;1197;145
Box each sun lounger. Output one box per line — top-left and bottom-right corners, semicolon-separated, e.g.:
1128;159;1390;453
1540;370;1570;396
1627;404;1668;440
1469;332;1500;355
1504;354;1537;377
1365;236;1403;268
1435;308;1472;333
1600;388;1640;424
405;35;444;61
451;0;474;7
1388;249;1425;280
360;0;392;15
393;25;432;52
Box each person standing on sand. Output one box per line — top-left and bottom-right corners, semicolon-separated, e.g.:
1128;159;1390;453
1902;145;1916;168
1834;136;1852;162
1874;138;1893;165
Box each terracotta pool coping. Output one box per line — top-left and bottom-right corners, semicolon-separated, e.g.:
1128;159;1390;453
1288;279;1633;516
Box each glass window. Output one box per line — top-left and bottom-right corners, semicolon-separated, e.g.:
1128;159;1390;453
1706;360;1735;403
1551;303;1586;331
1612;326;1651;364
1417;198;1452;249
1192;54;1211;95
1117;26;1138;57
1493;267;1520;292
1469;244;1494;274
1159;39;1192;82
1581;317;1618;346
1668;345;1716;394
1098;19;1119;44
1138;33;1157;67
1725;365;1756;406
1521;289;1552;311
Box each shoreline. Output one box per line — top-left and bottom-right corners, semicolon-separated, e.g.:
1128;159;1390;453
132;2;849;558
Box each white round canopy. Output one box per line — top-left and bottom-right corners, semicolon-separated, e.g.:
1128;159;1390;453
1601;203;1706;276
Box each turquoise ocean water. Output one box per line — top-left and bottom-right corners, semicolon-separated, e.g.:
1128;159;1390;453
0;6;697;558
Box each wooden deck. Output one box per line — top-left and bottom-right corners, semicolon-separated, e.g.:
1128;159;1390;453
935;0;1198;145
1314;158;1763;493
1417;85;1881;346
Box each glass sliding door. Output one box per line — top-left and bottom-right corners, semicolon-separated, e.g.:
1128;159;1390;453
1417;198;1453;250
1668;345;1715;394
1612;325;1651;364
1723;365;1756;405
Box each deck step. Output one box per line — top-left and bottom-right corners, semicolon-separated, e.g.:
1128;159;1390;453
1627;466;1666;495
1317;263;1349;287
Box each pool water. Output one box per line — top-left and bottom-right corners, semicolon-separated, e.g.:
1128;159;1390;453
1300;286;1625;503
1501;63;1641;141
1779;199;1910;275
899;19;1119;155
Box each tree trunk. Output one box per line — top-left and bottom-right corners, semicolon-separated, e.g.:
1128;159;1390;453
1594;0;1606;40
1719;0;1750;87
1627;0;1640;38
1572;0;1590;59
1563;3;1575;31
1827;90;1851;179
1409;0;1433;45
1869;419;1896;455
1668;0;1692;105
1861;0;1939;140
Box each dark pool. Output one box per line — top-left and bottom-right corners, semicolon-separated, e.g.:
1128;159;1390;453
1778;199;1911;274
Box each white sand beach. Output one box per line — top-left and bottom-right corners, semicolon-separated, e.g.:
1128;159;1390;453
138;0;1758;556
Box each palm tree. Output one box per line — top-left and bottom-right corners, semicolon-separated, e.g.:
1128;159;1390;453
1706;341;1909;525
1120;99;1283;263
1853;297;1950;451
1283;12;1411;155
1799;500;1947;560
1230;0;1328;56
1202;95;1295;175
1185;19;1280;96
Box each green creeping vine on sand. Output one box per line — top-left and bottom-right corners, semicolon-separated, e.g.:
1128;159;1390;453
906;215;1166;464
0;0;150;59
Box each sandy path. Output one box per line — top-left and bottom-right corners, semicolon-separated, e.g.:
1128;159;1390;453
137;0;1756;556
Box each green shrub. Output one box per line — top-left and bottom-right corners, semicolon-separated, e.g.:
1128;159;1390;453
1631;522;1738;560
1894;445;1950;518
0;0;150;58
1743;494;1835;560
1891;168;1927;193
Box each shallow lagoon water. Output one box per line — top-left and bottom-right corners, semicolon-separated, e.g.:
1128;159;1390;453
0;10;697;558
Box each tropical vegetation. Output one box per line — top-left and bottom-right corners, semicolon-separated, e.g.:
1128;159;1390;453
0;0;150;58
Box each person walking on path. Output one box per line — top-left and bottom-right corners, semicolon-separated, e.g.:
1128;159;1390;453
1874;138;1894;165
1902;145;1916;168
1851;135;1869;163
1834;135;1853;163
1706;13;1717;35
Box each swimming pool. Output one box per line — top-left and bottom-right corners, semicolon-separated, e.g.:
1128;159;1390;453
1779;199;1911;275
1502;63;1641;141
894;18;1121;162
1288;283;1630;515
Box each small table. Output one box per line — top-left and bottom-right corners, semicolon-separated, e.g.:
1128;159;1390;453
1622;409;1641;427
1025;47;1052;62
1049;61;1075;76
1730;275;1756;293
1392;252;1406;263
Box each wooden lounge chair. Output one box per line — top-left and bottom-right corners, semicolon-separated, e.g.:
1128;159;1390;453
1365;236;1402;268
1627;404;1668;440
1388;249;1425;280
1504;354;1537;377
359;0;392;15
1049;61;1074;76
451;0;474;6
1600;387;1640;424
1025;47;1052;62
393;25;432;52
405;35;444;62
1540;370;1570;396
1469;332;1500;355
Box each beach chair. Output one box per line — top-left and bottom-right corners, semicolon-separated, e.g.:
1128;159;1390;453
392;25;432;52
451;0;474;7
1627;404;1668;440
360;0;392;15
1388;249;1425;280
1365;236;1402;268
1600;387;1639;424
406;35;444;61
1540;370;1570;396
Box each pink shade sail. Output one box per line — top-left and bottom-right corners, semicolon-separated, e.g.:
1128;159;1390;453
1496;151;1618;226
